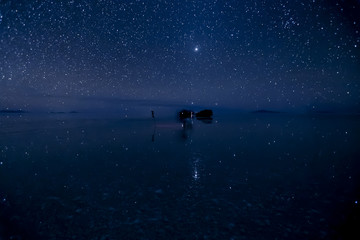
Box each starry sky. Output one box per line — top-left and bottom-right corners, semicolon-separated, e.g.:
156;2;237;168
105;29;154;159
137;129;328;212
1;0;359;113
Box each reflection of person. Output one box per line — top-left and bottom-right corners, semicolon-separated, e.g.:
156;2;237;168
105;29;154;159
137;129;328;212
151;110;156;142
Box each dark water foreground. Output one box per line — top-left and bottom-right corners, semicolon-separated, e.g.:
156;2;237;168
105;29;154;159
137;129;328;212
0;113;359;240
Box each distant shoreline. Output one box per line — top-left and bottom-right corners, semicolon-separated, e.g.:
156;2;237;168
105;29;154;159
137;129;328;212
0;109;25;114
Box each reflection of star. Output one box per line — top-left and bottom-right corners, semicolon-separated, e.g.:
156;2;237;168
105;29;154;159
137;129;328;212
194;46;199;52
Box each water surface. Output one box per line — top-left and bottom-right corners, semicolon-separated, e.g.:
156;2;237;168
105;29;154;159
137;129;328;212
0;113;359;239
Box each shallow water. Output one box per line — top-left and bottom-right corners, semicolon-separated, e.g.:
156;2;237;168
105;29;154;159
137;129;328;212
0;113;359;239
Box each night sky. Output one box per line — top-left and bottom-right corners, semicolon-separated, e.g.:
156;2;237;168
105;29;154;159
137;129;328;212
1;0;360;112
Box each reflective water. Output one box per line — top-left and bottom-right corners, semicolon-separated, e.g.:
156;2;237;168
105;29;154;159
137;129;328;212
0;113;359;239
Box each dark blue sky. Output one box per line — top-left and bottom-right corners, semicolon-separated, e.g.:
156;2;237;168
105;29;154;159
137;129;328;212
1;0;359;112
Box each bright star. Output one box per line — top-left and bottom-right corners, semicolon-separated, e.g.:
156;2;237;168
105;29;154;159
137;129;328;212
194;47;199;52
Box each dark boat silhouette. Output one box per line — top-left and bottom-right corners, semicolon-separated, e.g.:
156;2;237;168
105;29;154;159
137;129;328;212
178;109;213;120
178;109;195;120
195;109;213;118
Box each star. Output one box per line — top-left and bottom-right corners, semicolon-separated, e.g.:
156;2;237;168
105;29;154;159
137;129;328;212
194;46;199;52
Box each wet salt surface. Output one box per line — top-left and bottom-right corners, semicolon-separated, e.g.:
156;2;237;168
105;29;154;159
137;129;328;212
0;113;359;239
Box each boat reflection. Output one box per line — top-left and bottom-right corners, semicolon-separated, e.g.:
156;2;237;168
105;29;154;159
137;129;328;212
180;118;193;140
